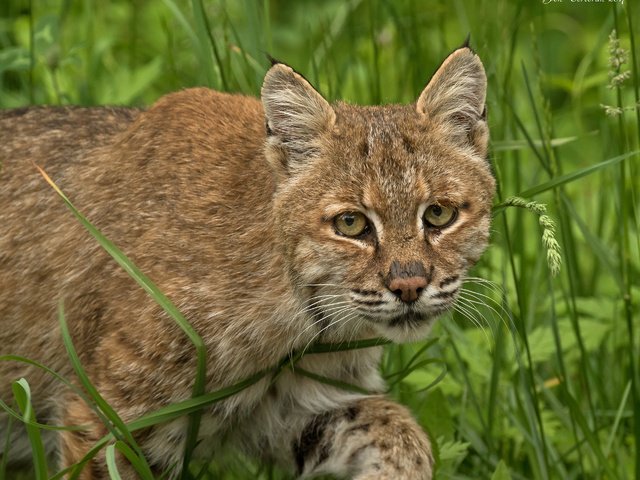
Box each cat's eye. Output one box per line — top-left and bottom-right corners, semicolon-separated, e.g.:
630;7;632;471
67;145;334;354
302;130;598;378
334;212;369;237
423;204;457;228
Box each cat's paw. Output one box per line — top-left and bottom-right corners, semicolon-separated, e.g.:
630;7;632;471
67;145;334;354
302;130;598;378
292;396;433;479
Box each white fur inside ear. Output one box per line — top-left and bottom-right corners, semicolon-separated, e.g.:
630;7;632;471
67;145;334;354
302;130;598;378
416;48;487;138
261;64;335;167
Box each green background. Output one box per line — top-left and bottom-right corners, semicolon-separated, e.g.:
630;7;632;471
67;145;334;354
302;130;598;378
0;0;638;479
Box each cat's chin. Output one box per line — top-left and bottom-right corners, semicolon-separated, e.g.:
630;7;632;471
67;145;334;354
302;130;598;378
369;312;439;343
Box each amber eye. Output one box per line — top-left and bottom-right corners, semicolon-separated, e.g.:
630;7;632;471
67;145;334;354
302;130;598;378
423;204;457;228
334;212;369;237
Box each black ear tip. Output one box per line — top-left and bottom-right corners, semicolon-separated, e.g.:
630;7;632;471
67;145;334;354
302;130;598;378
460;33;476;53
266;53;282;67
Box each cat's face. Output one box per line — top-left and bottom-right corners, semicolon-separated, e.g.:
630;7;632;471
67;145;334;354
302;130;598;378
263;48;495;342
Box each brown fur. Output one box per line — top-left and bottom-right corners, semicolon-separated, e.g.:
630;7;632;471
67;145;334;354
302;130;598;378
0;48;495;479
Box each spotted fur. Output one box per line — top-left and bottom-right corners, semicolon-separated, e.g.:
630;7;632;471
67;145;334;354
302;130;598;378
0;47;494;478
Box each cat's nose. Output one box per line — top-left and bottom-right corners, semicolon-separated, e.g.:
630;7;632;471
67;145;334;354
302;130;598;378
385;260;429;302
387;276;428;303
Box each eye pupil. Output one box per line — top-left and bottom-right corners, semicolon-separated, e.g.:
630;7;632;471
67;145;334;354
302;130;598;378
334;212;369;237
424;204;457;229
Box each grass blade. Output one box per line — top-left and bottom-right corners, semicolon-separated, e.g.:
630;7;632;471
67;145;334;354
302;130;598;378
36;164;207;478
495;150;640;202
12;378;48;480
303;337;391;354
105;444;123;480
113;441;155;480
58;303;155;479
0;396;85;432
288;366;371;395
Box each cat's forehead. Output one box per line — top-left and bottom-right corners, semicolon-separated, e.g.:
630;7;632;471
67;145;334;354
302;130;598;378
331;104;458;167
331;103;444;164
326;103;491;222
334;103;418;137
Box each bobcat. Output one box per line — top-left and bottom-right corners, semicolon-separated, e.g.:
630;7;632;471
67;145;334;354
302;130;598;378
0;45;495;479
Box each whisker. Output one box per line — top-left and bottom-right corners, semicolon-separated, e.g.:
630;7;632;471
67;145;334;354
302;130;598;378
458;288;511;331
454;299;489;331
289;298;353;350
302;314;351;355
453;302;492;345
301;283;351;290
462;276;504;295
299;307;361;357
289;296;349;321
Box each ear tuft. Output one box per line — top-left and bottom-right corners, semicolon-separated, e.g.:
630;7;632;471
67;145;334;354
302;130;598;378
261;63;335;173
461;33;471;50
266;53;282;67
416;48;487;153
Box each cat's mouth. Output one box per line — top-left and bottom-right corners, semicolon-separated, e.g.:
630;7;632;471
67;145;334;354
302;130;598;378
388;311;431;328
368;305;450;343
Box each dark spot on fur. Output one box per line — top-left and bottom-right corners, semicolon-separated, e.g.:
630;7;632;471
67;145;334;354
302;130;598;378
175;350;192;367
359;140;369;157
439;275;459;288
293;411;332;474
90;461;104;478
314;442;330;469
416;456;423;466
432;288;458;299
380;416;390;426
354;299;385;306
352;289;382;297
267;384;278;399
344;404;360;421
426;264;435;285
379;440;390;450
402;136;415;154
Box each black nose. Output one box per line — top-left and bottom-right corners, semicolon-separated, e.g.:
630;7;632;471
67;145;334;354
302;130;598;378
385;260;429;303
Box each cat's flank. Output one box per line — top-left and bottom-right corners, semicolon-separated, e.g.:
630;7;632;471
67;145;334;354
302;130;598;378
0;46;494;479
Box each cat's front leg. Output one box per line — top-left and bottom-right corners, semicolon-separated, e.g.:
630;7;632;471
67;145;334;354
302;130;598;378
293;396;433;480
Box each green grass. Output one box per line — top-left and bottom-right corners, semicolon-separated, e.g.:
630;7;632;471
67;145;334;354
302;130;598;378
1;0;639;479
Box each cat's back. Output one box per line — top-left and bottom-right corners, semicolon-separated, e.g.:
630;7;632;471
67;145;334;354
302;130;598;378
0;88;268;243
0;88;271;336
0;105;140;167
0;88;265;178
0;89;272;398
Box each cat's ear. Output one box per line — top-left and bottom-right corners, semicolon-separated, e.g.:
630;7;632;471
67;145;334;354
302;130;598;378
261;62;335;175
416;47;488;157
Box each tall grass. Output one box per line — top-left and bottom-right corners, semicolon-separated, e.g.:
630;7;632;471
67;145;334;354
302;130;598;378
1;0;638;478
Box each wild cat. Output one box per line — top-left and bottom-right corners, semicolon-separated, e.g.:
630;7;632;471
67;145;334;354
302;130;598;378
0;44;495;479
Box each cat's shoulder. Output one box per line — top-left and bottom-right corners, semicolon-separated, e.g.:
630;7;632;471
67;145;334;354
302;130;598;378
145;87;263;127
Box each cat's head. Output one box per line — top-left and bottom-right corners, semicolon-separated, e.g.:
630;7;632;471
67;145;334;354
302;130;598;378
261;47;495;343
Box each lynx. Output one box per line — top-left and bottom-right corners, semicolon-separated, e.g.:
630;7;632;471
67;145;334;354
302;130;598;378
0;45;495;479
